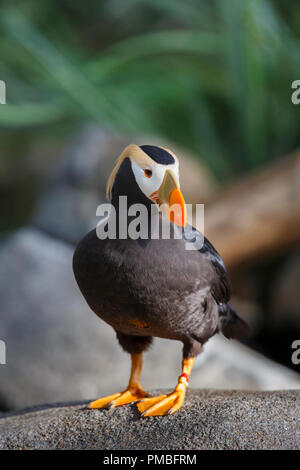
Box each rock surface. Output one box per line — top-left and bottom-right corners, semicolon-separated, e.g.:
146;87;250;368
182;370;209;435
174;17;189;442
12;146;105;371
1;390;299;450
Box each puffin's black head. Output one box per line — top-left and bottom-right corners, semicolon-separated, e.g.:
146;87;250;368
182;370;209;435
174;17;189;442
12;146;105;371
106;144;186;227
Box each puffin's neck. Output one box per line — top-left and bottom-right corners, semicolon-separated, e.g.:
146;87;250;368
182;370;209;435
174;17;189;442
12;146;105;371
111;157;158;240
111;157;153;210
112;187;153;213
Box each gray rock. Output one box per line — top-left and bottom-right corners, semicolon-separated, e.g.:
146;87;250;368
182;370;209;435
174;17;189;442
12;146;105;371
32;184;101;244
193;335;300;390
0;390;299;450
1;227;300;411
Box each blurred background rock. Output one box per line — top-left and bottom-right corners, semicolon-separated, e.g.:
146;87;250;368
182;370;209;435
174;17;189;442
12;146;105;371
0;0;299;410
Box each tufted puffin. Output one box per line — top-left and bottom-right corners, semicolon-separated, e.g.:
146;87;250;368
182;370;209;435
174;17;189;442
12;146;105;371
73;144;250;417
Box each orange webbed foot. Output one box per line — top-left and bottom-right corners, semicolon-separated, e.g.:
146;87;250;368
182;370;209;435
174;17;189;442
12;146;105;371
137;386;186;417
88;387;150;410
136;357;194;417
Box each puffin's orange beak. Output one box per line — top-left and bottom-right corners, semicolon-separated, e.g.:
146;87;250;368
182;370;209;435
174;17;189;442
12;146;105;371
169;187;186;227
158;169;186;227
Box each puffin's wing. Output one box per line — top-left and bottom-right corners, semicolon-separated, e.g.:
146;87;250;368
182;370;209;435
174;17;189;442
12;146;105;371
183;224;250;339
183;224;231;304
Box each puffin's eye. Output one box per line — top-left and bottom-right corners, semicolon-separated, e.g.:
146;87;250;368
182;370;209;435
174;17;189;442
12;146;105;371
144;169;152;178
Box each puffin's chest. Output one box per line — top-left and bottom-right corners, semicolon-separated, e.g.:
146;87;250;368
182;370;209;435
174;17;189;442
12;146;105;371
102;237;203;295
94;238;210;336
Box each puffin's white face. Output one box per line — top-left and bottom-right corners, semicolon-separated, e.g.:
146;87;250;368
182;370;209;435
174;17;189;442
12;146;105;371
106;144;186;226
131;159;180;203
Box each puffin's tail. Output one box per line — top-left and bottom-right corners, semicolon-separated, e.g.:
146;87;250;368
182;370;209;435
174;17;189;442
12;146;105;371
219;304;251;340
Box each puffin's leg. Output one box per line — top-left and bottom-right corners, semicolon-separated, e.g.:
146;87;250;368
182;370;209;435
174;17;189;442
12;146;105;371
137;356;194;416
137;340;201;417
88;333;152;409
88;352;150;409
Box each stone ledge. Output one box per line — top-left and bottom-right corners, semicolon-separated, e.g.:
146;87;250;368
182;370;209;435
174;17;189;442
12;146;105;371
0;389;299;450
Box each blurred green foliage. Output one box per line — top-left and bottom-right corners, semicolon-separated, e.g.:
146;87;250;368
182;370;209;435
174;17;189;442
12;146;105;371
0;0;299;179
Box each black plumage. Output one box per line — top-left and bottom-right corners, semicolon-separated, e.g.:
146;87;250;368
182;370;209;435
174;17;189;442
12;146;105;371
139;145;175;165
73;224;248;356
